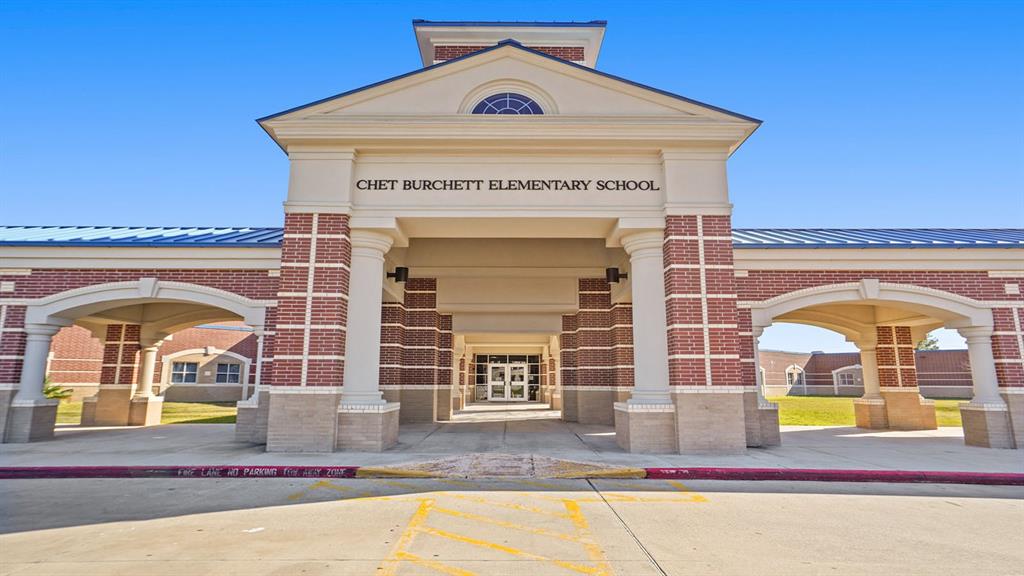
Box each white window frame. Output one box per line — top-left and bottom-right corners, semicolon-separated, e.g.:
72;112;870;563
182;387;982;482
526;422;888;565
171;362;199;384
785;365;806;395
215;363;241;384
831;364;863;396
160;348;253;399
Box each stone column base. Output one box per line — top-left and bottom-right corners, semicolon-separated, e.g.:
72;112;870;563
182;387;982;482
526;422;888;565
614;402;678;453
235;390;270;444
81;396;97;425
757;403;781;446
128;396;163;426
266;389;341;453
1003;392;1024;448
560;388;578;422
577;388;616;425
742;390;781;447
451;393;464;412
881;389;937;430
551;392;562;411
854;397;889;429
87;387;133;426
0;388;14;442
961;402;1016;449
436;387;453;421
5;399;58;442
674;390;747;454
336;402;400;451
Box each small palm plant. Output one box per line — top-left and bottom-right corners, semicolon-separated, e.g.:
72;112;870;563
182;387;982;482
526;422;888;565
42;376;73;401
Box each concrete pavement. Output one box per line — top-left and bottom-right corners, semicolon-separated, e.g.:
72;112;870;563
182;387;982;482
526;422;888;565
1;408;1021;473
2;477;1022;575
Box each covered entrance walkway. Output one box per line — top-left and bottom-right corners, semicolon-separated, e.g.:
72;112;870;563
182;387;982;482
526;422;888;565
3;417;1021;474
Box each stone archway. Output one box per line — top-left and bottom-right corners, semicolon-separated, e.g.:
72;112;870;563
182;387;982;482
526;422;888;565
747;279;1015;448
3;279;269;443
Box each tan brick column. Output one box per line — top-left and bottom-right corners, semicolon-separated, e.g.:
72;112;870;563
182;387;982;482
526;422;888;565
266;213;350;452
877;325;937;430
84;324;140;426
662;215;747;453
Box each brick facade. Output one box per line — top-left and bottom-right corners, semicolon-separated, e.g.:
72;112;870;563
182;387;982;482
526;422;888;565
664;215;747;388
273;213;350;388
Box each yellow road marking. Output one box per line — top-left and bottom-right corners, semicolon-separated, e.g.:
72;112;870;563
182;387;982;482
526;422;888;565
563;499;614;576
431;505;582;542
378;498;436;576
356;467;438;478
392;551;477;576
286;480;376;501
416;525;606;575
442;493;573;519
514;479;568;490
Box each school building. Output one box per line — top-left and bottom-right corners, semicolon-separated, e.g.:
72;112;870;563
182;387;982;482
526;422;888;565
1;20;1021;452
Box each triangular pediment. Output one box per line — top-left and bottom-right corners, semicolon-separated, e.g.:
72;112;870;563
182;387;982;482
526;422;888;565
260;42;758;123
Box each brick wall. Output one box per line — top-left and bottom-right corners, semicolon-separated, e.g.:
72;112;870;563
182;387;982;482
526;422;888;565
378;278;453;390
48;323;257;389
272;213;350;388
664;215;746;387
559;279;635;389
433;45;584;62
759;349;973;396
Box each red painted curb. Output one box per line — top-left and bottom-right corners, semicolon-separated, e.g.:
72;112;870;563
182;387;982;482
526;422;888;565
643;467;1024;486
0;466;1020;485
0;465;359;480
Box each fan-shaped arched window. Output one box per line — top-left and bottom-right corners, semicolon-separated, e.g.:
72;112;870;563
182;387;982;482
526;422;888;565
471;92;544;115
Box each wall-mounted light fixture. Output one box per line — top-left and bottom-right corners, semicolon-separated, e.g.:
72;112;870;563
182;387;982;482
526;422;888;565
387;267;409;283
605;267;628;283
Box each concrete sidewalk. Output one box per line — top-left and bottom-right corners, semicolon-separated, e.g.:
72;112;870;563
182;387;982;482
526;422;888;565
1;409;1021;473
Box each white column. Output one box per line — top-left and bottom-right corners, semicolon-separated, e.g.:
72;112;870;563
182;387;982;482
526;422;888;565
15;324;61;403
252;327;265;398
752;325;772;407
622;231;672;405
856;334;880;397
959;327;1006;406
134;340;162;398
341;230;394;405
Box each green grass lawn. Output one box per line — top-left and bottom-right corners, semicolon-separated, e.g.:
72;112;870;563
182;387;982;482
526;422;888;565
57;401;237;425
768;396;965;427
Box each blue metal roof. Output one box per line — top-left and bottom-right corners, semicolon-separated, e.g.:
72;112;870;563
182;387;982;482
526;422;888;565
0;226;284;247
0;226;1021;249
730;228;1024;248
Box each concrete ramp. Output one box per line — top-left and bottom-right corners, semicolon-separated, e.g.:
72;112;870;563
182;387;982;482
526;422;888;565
357;453;646;479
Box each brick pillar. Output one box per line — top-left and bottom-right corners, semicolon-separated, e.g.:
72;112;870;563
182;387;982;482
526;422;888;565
876;325;937;430
83;324;141;426
559;314;578;421
0;304;28;442
575;279;615;424
436;314;454;420
663;215;746;453
991;307;1023;448
611;303;635;394
740;319;780;447
398;278;441;422
266;213;350;452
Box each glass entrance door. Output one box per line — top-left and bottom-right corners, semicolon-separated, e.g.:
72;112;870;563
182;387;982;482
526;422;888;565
508;365;527;400
488;364;509;401
486;363;530;401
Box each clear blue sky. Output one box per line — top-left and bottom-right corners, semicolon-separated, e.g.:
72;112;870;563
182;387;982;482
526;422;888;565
2;1;1020;351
